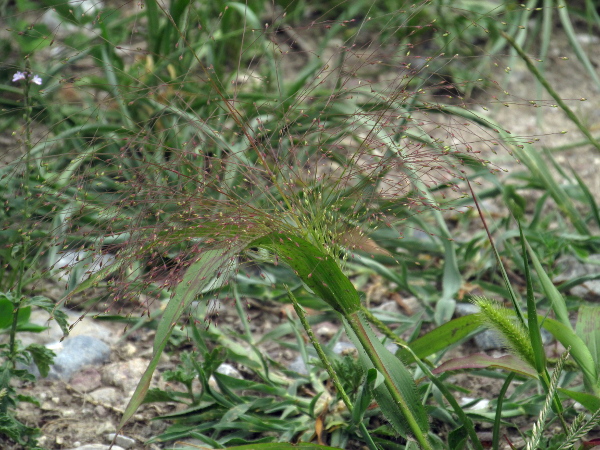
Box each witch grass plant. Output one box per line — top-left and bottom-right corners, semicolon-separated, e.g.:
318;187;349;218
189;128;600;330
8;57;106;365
3;0;600;448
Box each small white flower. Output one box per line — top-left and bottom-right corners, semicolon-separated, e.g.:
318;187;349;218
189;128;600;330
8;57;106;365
12;71;26;82
11;71;42;85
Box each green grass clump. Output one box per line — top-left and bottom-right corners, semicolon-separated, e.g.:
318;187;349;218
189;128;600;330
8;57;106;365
2;0;600;449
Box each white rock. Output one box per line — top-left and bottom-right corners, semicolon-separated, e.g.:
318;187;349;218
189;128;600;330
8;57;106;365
106;433;136;449
67;445;124;450
216;363;242;379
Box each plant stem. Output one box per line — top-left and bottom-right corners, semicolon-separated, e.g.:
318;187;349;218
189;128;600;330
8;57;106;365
361;306;407;346
11;61;35;370
346;311;432;450
286;287;379;450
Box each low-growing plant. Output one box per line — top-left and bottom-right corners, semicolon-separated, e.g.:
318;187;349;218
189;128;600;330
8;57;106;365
2;0;600;448
0;61;70;449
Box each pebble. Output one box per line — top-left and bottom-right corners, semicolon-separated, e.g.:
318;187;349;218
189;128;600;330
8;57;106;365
49;335;111;381
88;387;120;405
105;433;136;449
18;308;122;347
373;300;402;314
288;356;309;375
314;321;338;338
554;254;600;301
332;341;356;355
70;367;102;393
575;33;600;45
460;397;490;410
216;363;242;379
66;445;124;450
102;358;148;394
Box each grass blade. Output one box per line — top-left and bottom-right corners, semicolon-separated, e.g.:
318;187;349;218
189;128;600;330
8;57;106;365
118;244;245;433
576;304;600;380
524;238;570;330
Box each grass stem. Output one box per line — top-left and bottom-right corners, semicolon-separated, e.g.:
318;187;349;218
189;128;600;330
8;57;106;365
286;287;379;450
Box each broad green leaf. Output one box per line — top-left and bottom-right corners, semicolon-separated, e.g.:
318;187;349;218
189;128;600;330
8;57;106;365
519;225;564;417
352;368;377;426
542;317;599;395
449;425;468;450
251;232;361;316
22;296;69;336
525;240;571;330
432;353;537;379
576;304;600;376
438;239;461;324
345;313;430;443
0;297;16;329
25;344;56;378
519;224;547;376
0;294;31;330
558;388;600;413
402;314;481;361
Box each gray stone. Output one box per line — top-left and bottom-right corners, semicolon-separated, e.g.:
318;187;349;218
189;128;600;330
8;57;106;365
105;433;135;449
66;445;124;450
454;302;480;316
373;300;402;314
70;367;102;393
102;358;147;394
554;254;600;301
332;341;355;355
288;356;308;375
18;308;121;347
575;33;600;45
88;387;120;405
474;329;505;350
48;335;111;381
216;363;242;379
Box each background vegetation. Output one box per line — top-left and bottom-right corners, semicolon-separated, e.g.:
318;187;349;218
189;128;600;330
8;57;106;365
1;0;600;449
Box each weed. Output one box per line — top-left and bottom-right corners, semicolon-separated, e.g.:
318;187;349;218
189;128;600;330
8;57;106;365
1;0;600;448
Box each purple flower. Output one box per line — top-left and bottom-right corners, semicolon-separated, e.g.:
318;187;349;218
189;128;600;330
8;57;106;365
12;71;26;82
11;71;42;85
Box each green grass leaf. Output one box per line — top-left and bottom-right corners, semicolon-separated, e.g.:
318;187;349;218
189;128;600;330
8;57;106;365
401;314;481;362
576;304;600;378
118;244;247;432
542;317;599;395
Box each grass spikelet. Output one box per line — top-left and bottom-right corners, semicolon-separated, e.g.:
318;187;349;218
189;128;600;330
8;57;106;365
526;349;569;450
557;406;600;450
472;296;536;368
